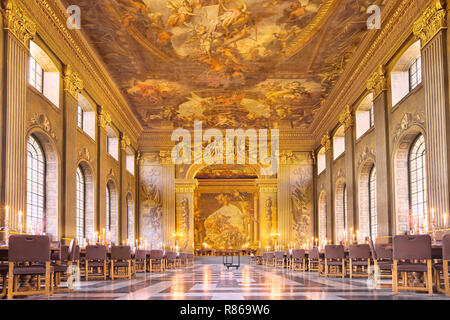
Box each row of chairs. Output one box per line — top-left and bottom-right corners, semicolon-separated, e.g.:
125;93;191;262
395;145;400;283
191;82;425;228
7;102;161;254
0;235;194;299
259;234;449;297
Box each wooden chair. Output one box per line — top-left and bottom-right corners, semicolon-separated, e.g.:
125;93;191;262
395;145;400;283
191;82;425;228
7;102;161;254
321;245;346;278
84;245;108;281
165;251;178;269
274;251;285;268
134;249;147;273
392;235;433;296
110;246;132;280
308;248;321;273
0;249;8;298
51;245;73;292
435;233;450;296
348;244;371;278
7;235;53;299
369;239;393;289
265;252;275;267
148;250;165;272
291;249;307;271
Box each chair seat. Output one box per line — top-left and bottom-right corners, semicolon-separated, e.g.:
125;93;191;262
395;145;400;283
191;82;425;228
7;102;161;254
395;263;428;272
378;261;393;270
112;261;130;267
13;265;54;275
135;260;145;265
52;263;68;273
85;261;106;267
321;260;344;266
351;260;369;266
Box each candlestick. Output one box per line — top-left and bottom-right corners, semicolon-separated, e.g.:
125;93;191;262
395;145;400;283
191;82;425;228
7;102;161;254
18;211;23;234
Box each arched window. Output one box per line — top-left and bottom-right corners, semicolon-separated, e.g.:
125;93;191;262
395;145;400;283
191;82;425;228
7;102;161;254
27;135;46;234
343;185;348;230
106;185;111;232
76;166;86;242
369;166;377;239
318;192;327;244
127;194;135;244
409;134;427;232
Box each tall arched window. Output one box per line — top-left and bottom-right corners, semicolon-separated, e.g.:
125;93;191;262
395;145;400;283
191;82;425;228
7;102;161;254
409;134;427;231
343;185;348;230
127;194;134;244
369;166;377;239
319;192;327;244
76;166;86;241
106;185;111;232
27;135;46;234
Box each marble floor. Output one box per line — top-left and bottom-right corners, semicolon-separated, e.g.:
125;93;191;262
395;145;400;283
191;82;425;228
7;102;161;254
24;259;450;300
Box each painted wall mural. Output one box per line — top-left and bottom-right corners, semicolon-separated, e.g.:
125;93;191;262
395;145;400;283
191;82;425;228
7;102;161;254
67;0;380;130
195;191;255;248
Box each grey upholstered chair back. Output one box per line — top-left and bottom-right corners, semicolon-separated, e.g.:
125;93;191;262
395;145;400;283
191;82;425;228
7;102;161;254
393;235;431;260
325;245;345;260
349;244;371;259
111;245;131;260
8;235;50;263
85;245;107;261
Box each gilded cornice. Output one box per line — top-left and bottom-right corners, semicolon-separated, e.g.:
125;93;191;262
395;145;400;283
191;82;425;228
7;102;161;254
63;65;83;99
366;65;387;100
120;135;131;151
1;0;36;47
98;109;112;130
413;0;447;48
321;133;331;152
339;105;353;130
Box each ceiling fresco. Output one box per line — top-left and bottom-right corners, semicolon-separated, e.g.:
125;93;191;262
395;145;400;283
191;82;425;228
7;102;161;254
69;0;381;130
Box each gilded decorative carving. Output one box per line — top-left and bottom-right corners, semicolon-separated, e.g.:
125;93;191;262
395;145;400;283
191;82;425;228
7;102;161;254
339;105;353;130
159;151;172;165
279;150;296;165
1;0;36;47
77;147;91;163
392;112;426;143
28;113;57;141
63;65;83;99
358;146;376;167
120;135;131;151
366;65;387;99
321;133;331;152
413;0;446;47
98;109;112;130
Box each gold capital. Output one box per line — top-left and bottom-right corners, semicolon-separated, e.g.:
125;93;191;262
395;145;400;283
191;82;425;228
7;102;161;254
98;109;112;130
159;150;172;165
321;133;331;152
2;0;36;48
413;0;447;48
120;135;131;151
63;65;83;99
339;105;353;130
366;65;387;100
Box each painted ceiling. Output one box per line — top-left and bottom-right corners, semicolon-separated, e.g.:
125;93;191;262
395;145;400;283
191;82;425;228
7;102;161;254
68;0;381;130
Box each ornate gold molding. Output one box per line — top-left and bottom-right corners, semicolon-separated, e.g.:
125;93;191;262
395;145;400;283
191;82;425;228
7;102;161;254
120;135;131;151
159;151;172;165
28;113;57;141
63;65;83;99
77;147;91;163
98;109;112;130
339;105;353;130
1;0;36;47
413;0;447;48
279;150;297;165
321;133;331;152
366;65;387;100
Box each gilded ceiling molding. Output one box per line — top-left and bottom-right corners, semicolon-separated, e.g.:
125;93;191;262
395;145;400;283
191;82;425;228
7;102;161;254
321;133;331;152
366;65;387;100
98;109;112;130
1;0;36;48
63;65;83;99
120;135;131;151
339;105;353;130
413;0;447;48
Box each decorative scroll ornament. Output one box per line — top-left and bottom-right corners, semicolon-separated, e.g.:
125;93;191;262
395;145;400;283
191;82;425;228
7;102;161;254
321;132;331;152
159;150;172;165
120;135;131;151
358;146;376;167
413;0;447;48
29;113;57;141
1;0;36;47
392;112;425;143
279;150;297;165
77;147;91;163
98;109;112;130
63;65;83;99
339;105;353;130
366;65;387;99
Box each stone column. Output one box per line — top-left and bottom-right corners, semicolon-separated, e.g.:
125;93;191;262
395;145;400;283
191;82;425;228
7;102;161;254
97;109;111;233
321;134;334;242
62;65;83;239
278;154;290;248
340;106;356;230
175;180;197;253
367;65;392;237
160;151;176;248
256;180;277;249
414;1;449;229
135;151;141;239
1;1;36;231
119;135;131;243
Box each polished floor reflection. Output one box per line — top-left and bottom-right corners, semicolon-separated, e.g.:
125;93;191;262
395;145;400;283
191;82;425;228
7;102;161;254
26;259;450;300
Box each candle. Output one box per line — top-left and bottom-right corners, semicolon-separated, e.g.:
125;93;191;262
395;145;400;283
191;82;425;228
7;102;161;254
444;213;448;228
18;211;23;234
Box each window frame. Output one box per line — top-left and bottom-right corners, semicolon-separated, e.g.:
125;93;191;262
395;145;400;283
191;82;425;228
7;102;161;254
408;134;427;232
76;166;86;242
409;56;422;91
29;56;43;93
369;166;377;239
